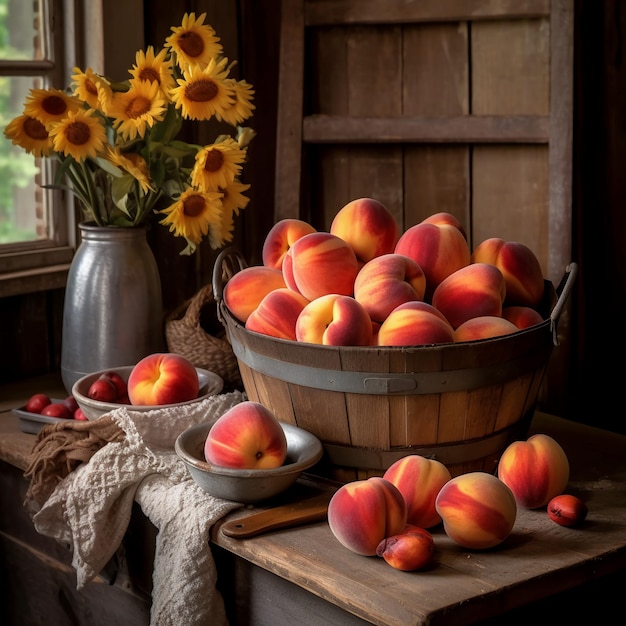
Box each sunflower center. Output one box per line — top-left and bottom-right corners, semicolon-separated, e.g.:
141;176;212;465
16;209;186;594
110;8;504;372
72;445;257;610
24;117;49;140
182;194;206;217
43;95;69;116
203;148;224;173
185;79;218;103
178;32;204;59
85;78;98;96
139;68;160;84
65;121;91;146
126;95;151;119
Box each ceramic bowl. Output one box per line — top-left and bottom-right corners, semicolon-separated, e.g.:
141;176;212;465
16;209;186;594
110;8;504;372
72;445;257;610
175;421;324;504
72;365;224;421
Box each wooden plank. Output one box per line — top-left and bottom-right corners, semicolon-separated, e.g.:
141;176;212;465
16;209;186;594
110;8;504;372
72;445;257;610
471;18;550;116
402;22;470;230
302;115;550;143
471;145;550;274
305;0;551;26
274;0;306;221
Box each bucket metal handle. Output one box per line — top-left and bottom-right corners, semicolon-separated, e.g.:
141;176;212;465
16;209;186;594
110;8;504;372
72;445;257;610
212;247;248;322
550;262;577;346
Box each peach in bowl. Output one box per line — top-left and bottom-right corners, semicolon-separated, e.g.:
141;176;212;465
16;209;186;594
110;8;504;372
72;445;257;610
175;417;323;504
72;354;223;421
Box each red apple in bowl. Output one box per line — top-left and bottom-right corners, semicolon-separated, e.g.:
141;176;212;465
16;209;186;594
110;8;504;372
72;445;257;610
204;401;288;470
41;402;72;419
128;352;200;406
25;393;51;414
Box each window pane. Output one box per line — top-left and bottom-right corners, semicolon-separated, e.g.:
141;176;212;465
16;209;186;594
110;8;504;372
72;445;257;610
0;0;46;61
0;0;52;245
0;74;50;244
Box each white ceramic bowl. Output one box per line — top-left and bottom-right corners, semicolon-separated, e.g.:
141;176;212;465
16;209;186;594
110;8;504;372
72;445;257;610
72;365;224;421
175;421;323;504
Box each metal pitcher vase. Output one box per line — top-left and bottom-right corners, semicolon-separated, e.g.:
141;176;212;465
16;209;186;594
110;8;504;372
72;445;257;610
61;222;165;393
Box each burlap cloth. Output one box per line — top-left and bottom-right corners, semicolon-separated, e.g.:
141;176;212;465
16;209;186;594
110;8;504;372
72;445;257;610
23;391;246;626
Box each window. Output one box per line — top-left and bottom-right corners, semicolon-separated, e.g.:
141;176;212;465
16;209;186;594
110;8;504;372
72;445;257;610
0;0;102;296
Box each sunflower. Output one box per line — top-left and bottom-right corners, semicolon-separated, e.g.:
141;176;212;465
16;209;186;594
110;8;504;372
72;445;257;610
48;108;108;161
129;46;176;95
219;78;256;126
159;187;224;253
215;179;251;246
104;146;154;194
165;12;223;70
23;88;83;128
191;138;246;192
4;114;53;157
169;57;234;121
220;179;251;217
107;79;168;141
71;68;111;111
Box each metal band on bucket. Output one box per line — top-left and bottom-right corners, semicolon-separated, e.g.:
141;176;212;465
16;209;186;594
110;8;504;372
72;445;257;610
227;330;552;395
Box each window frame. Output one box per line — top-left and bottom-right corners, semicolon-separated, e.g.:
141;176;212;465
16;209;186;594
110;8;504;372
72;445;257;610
0;0;105;297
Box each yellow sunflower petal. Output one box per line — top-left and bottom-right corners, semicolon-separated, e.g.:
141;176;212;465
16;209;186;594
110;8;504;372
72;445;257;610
169;57;234;121
23;88;83;129
159;187;223;246
190;137;246;191
71;68;111;111
4;114;53;157
218;78;256;126
48;108;108;161
107;79;168;141
165;12;223;70
129;46;176;95
105;146;155;193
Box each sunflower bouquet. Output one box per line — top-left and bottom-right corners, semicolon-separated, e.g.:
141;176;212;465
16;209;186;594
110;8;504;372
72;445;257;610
4;12;255;255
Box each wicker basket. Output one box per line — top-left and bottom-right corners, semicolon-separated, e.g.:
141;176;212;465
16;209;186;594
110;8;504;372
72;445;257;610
165;283;243;392
213;248;577;482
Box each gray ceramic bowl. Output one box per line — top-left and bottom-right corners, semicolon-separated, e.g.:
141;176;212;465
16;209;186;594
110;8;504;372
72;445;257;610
175;420;323;504
72;365;224;421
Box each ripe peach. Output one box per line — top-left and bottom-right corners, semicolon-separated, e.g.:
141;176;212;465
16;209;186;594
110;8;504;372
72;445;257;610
502;305;544;330
376;526;435;571
394;222;471;300
454;316;519;342
435;472;517;550
377;301;455;347
353;253;426;323
471;237;545;308
327;476;407;556
289;232;360;300
295;293;373;346
383;455;452;528
497;434;570;509
421;212;467;240
25;393;51;414
127;352;199;406
262;218;317;270
431;263;506;329
245;288;310;340
329;197;399;264
547;494;588;527
223;265;287;323
204;400;288;470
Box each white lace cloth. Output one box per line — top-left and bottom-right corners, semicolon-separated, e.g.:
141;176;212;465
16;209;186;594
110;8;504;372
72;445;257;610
32;391;245;626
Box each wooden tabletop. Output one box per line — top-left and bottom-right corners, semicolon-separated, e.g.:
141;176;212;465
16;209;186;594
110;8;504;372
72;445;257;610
1;374;626;625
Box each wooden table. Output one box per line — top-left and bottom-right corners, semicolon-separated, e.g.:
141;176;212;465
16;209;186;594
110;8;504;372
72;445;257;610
1;373;626;625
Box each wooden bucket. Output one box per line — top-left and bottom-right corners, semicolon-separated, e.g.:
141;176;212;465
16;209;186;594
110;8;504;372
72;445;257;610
213;249;577;482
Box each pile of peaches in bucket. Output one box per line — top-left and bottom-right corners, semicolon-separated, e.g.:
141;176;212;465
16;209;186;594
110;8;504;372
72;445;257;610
223;197;548;347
